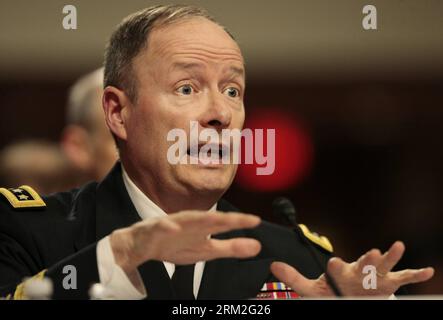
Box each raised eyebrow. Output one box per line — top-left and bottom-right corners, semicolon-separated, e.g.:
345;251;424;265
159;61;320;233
169;62;245;85
171;62;244;75
170;62;204;72
228;66;245;78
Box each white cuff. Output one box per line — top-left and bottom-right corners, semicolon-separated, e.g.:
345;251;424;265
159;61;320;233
97;236;147;300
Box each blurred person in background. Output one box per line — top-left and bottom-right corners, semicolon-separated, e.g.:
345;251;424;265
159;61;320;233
0;140;77;195
0;68;118;195
60;68;118;184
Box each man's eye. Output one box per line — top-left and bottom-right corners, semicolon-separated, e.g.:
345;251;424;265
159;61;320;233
177;84;194;95
224;87;239;98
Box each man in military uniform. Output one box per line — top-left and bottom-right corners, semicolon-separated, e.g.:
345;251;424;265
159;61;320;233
0;5;434;300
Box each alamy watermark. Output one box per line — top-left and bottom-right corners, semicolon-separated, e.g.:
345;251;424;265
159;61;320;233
167;121;276;175
362;5;377;30
362;264;378;290
62;5;77;30
62;264;77;290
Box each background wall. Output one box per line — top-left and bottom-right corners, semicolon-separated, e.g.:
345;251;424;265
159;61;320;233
0;0;442;294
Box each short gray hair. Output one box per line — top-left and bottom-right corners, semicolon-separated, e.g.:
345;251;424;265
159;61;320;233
103;4;234;104
66;68;104;131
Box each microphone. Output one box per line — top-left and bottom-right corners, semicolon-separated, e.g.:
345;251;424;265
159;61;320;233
272;197;343;297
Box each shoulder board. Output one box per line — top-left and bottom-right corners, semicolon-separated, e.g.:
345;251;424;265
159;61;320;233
0;185;46;209
298;224;333;253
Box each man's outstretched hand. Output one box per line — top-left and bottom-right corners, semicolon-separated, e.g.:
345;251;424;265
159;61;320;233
109;210;262;292
111;211;262;274
271;241;434;297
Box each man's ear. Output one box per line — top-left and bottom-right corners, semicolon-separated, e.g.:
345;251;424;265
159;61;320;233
102;86;130;142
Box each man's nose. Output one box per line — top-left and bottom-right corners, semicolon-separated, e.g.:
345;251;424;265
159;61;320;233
200;92;232;130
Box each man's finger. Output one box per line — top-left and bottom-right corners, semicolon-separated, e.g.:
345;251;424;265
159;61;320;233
392;267;435;286
270;262;313;297
358;249;382;272
327;257;346;278
172;211;261;233
200;212;261;235
208;238;262;260
377;241;405;275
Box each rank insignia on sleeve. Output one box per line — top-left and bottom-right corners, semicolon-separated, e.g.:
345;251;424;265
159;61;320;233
298;224;333;253
0;185;46;209
255;282;300;300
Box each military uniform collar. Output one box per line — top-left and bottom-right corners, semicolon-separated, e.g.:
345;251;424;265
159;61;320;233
121;165;217;220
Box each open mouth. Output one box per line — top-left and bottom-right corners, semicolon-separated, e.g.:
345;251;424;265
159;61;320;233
186;143;228;162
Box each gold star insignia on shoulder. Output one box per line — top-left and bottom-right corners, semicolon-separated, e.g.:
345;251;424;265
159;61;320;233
0;185;46;209
299;224;333;253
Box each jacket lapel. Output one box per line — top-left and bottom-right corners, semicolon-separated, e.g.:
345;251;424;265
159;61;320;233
95;162;174;299
95;163;140;240
197;200;273;299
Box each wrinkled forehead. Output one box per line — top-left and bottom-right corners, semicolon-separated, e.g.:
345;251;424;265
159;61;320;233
141;17;245;69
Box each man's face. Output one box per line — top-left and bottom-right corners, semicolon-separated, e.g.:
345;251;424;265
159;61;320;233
122;17;245;201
